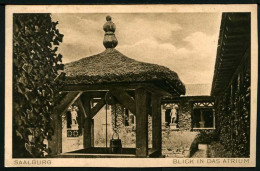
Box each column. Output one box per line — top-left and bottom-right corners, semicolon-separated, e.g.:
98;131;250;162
152;94;162;156
82;95;94;148
213;109;215;129
48;113;62;155
135;88;148;157
162;109;166;125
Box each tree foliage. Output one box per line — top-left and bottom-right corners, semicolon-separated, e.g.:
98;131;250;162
13;14;64;157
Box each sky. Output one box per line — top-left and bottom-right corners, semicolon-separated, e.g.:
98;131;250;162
51;13;222;86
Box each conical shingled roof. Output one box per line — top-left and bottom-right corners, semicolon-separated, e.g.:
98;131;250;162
63;16;185;95
64;48;185;95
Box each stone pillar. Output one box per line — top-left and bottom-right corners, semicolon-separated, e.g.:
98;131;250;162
162;109;166;125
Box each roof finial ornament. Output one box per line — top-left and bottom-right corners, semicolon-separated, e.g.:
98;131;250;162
103;15;118;49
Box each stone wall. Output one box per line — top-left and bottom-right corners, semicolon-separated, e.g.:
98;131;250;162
110;104;136;148
110;104;153;148
61;100;216;157
215;56;250;157
178;99;192;131
109;103;200;157
162;126;199;157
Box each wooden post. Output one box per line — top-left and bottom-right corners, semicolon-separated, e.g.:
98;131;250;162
135;88;148;157
91;119;94;147
213;109;216;129
48;113;62;155
81;95;94;148
152;94;162;156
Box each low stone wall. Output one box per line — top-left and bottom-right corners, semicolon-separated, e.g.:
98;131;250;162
162;127;199;157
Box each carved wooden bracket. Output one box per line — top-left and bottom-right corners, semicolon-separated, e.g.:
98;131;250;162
90;98;106;118
54;92;83;117
109;88;136;115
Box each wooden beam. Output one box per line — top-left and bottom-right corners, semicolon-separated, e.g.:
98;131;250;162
77;98;87;119
86;91;107;98
135;88;149;157
62;83;172;97
91;119;94;147
221;47;246;52
223;41;246;47
222;43;243;48
91;98;103;103
221;52;245;58
81;95;94;148
227;14;249;23
225;26;249;34
126;90;135;98
224;33;249;40
110;88;136;115
162;96;215;103
152;94;162;156
54;92;83;116
90;98;106;118
80;94;91;115
62;83;144;92
193;106;214;109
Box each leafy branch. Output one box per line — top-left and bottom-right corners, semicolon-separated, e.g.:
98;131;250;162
13;14;64;157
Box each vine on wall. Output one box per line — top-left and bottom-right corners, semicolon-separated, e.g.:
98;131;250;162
13;14;64;157
215;57;250;157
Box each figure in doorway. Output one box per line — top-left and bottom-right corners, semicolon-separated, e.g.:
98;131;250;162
170;107;178;124
71;108;78;125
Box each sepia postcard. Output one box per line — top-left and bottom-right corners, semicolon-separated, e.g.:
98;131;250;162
5;4;258;167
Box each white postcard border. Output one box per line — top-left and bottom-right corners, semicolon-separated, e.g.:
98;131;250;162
5;4;258;167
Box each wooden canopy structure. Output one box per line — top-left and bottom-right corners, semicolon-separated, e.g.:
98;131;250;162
211;13;250;96
49;16;185;158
